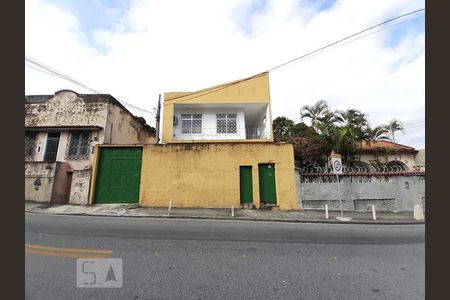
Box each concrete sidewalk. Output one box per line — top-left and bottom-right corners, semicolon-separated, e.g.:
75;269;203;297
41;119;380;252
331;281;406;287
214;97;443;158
25;201;424;224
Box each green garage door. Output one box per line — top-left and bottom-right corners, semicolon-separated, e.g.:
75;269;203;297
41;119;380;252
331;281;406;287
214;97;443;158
94;147;143;204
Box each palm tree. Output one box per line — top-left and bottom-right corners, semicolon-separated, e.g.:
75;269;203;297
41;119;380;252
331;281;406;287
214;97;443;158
316;110;339;149
334;109;370;163
300;100;329;133
364;126;389;143
363;126;390;161
384;119;404;144
335;109;369;135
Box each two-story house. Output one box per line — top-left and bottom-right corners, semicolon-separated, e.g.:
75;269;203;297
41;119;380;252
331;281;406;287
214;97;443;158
25;90;155;205
89;72;298;210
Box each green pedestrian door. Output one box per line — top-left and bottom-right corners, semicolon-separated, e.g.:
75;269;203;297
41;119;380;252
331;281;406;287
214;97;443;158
94;147;143;204
258;164;277;204
240;166;253;204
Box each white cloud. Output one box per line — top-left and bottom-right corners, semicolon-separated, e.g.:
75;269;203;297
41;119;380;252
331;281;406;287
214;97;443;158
25;0;425;147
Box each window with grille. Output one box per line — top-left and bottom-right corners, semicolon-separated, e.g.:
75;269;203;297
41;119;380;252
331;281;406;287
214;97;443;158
25;132;36;160
66;131;90;160
181;114;202;134
216;114;237;134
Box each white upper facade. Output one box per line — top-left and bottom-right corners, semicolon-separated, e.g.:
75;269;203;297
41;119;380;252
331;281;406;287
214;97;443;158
172;103;271;141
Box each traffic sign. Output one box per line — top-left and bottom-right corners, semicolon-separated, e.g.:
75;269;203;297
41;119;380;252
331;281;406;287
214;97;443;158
331;157;343;174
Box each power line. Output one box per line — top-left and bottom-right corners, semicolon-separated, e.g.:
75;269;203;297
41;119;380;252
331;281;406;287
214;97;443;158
164;8;425;104
267;8;424;72
25;56;101;93
26;8;425;109
25;61;54;76
25;56;156;116
284;15;424;65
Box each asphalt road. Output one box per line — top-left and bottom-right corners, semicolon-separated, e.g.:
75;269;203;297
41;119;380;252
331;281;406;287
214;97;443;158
25;213;425;300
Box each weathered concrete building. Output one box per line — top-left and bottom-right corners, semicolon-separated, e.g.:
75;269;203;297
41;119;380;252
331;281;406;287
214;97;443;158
25;90;155;205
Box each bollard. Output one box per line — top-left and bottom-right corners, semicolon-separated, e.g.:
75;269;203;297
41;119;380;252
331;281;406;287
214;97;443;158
413;204;424;220
371;205;376;221
231;205;235;217
325;204;329;219
168;200;172;215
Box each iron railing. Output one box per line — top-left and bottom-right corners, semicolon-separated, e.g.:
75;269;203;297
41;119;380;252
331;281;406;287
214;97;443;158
245;128;266;139
173;127;269;140
298;164;425;175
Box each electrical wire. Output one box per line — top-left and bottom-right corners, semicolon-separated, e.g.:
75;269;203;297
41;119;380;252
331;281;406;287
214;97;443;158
25;56;156;116
25;8;425;111
164;8;425;104
267;8;424;72
281;15;424;65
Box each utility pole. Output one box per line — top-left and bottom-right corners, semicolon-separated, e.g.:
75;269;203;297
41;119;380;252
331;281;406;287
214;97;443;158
155;94;161;144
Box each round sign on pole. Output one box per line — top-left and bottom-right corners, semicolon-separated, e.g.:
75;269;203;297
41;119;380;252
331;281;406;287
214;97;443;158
331;157;343;174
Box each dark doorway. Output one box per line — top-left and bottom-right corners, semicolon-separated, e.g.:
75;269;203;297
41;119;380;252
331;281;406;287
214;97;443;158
50;162;73;205
44;132;61;162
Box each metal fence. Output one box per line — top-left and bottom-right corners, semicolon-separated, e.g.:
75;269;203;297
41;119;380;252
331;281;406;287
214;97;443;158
298;164;423;175
245;128;266;139
173;127;268;140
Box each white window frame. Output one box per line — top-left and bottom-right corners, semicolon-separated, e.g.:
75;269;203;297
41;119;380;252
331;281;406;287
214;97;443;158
181;114;202;134
216;113;238;134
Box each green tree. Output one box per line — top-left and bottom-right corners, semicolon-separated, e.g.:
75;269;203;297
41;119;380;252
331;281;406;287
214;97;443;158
333;109;369;164
316;110;340;151
290;100;405;168
363;126;389;160
272;116;295;141
291;122;315;137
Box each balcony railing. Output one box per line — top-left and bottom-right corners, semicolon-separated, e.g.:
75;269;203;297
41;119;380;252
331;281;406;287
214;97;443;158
173;127;268;140
245;128;266;139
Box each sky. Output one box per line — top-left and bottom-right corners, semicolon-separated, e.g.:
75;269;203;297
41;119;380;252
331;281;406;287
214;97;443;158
25;0;425;148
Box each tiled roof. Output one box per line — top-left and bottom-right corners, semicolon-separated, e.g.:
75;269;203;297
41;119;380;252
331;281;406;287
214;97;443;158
359;141;417;153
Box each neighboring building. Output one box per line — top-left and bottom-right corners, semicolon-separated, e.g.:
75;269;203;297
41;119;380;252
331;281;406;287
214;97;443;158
414;148;425;171
25;90;155;205
89;73;299;210
359;140;424;171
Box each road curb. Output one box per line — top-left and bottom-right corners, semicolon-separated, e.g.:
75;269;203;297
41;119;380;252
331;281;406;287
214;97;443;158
25;209;425;225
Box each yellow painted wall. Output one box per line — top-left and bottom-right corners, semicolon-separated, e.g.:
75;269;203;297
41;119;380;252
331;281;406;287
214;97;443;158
162;72;273;143
139;142;298;210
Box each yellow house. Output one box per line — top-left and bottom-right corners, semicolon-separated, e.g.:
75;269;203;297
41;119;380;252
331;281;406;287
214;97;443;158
138;72;299;210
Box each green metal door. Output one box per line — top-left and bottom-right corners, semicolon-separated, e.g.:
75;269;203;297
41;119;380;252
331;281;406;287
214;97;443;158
94;147;142;204
258;164;277;204
240;166;253;204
